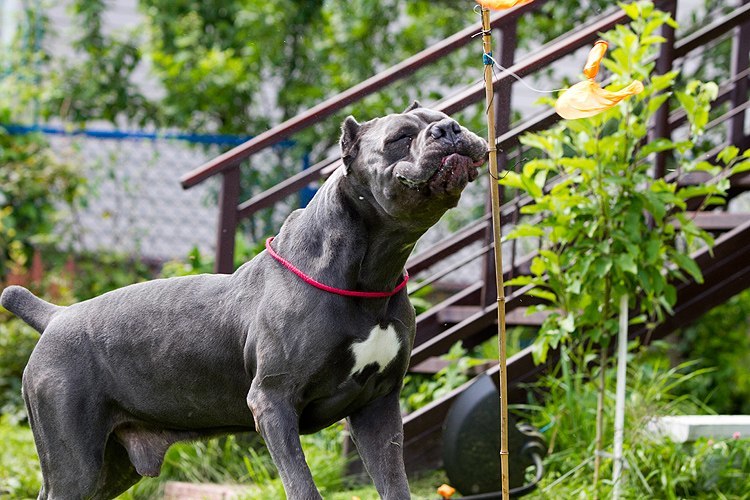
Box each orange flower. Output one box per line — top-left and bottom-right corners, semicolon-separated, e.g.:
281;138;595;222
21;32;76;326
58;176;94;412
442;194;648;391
583;40;608;79
437;483;457;499
476;0;533;10
555;40;644;120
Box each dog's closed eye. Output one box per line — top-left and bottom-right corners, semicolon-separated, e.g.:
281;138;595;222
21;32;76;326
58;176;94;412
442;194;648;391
385;135;414;160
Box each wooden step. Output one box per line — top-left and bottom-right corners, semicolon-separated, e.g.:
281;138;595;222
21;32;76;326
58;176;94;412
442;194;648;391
163;482;256;500
436;305;549;326
647;415;750;443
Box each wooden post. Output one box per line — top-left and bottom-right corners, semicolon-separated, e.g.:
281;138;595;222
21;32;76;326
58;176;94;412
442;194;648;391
730;21;750;146
215;167;241;274
652;0;677;179
481;8;510;499
482;22;516;307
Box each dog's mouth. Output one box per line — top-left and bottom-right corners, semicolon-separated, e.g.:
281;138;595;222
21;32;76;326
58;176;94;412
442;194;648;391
396;153;485;194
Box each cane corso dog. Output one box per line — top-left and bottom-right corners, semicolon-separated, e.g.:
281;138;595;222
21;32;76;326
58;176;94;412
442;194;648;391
1;102;487;499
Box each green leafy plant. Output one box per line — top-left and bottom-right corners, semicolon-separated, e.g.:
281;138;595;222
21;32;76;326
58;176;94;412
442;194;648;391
674;289;750;415
0;6;86;281
401;341;485;413
0;129;85;279
0;314;38;423
514;345;750;498
500;1;750;490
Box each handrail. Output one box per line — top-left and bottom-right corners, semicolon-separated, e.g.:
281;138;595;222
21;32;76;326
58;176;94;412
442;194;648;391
179;2;541;190
437;7;631;115
193;0;748;282
402;219;750;473
209;5;635;232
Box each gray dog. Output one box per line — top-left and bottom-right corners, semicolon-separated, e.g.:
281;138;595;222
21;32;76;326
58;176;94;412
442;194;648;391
1;103;487;499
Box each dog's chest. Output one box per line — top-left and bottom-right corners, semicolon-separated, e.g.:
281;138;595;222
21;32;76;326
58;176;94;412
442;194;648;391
298;321;410;432
349;324;402;377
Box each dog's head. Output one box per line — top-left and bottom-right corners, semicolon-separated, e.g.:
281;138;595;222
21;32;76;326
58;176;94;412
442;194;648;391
339;102;488;226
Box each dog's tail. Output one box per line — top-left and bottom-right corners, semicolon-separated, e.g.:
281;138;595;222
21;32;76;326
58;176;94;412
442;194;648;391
1;286;62;333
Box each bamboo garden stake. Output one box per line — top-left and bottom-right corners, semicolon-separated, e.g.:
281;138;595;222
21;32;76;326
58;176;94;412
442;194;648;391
479;7;510;499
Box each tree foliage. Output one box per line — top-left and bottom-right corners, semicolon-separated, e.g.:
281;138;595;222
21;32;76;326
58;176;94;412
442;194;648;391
0;9;86;279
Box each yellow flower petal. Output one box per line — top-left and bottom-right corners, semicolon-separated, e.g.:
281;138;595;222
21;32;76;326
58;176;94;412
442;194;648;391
476;0;533;10
583;40;608;79
555;80;644;119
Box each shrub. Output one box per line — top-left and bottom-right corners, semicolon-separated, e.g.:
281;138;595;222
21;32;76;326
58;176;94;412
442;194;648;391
0;313;39;423
0;128;85;280
674;289;750;415
514;344;750;498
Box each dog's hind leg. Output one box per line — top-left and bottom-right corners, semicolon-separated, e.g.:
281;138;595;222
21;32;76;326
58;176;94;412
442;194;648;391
89;436;142;499
23;366;112;499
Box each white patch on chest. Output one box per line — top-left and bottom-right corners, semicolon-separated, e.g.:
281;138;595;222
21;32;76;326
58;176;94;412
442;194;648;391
349;324;401;377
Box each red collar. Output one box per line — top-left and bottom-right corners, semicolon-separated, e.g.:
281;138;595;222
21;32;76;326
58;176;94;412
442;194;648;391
265;237;409;298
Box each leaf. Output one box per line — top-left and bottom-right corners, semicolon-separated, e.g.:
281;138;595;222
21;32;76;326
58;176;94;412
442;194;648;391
644;238;661;264
505;275;535;287
506;224;545;240
520;133;556;154
619;1;640;20
671;252;704;284
526;287;557;303
677;185;718;201
650;71;678;92
499;170;523;189
592;257;612;278
664;283;677;307
531;337;550;365
641;191;667;223
522;159;554;178
616;253;638;275
637;137;676;160
645;92;671;117
530;256;546;277
641;35;667;46
690;160;721;175
704;196;726;207
717;145;739;165
559;157;596;173
729;160;750;176
521;174;544;199
559;313;575;333
567;279;581;295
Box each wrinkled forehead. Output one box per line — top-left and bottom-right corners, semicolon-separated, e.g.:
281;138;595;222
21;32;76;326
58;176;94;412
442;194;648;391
364;108;450;137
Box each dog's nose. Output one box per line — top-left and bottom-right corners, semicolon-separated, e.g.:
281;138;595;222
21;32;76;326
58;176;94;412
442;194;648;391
430;118;462;145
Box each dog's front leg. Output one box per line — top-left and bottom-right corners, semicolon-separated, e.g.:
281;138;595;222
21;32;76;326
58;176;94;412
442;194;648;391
348;388;411;499
247;384;321;500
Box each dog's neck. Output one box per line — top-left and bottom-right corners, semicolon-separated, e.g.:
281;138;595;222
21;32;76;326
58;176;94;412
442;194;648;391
271;170;420;300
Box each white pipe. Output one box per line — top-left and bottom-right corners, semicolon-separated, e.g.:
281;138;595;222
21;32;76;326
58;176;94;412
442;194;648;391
612;293;628;498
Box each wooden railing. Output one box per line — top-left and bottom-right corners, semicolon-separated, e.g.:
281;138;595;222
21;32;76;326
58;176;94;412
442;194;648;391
179;0;750;472
180;0;645;274
180;1;543;273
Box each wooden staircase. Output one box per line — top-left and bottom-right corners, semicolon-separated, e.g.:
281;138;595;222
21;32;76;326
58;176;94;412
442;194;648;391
180;0;750;473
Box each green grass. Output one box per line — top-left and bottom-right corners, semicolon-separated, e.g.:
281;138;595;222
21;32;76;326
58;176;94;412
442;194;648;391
0;415;40;499
3;345;750;499
513;344;750;499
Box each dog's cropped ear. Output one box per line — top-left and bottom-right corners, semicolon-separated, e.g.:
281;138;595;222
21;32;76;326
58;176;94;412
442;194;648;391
340;115;361;175
403;100;421;113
